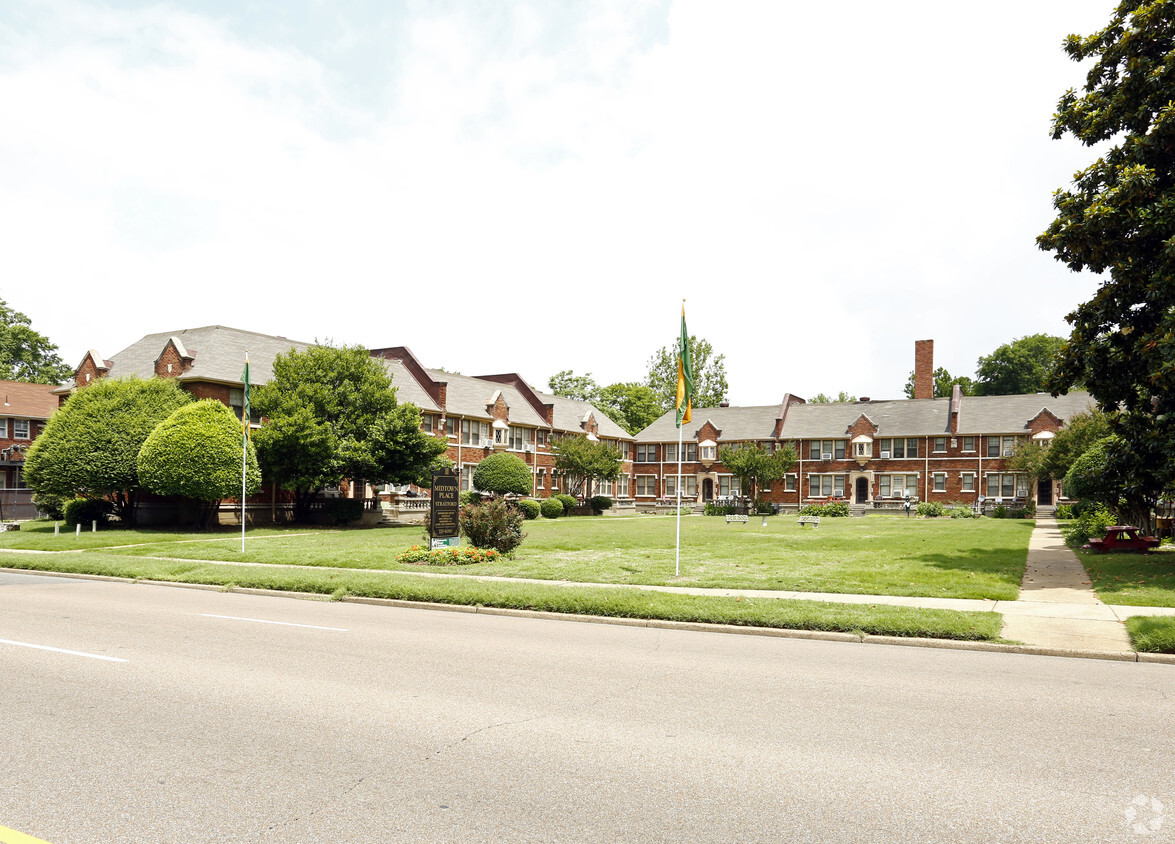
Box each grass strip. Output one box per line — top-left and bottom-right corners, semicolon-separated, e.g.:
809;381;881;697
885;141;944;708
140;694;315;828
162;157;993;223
1075;548;1175;608
0;552;1002;642
1124;616;1175;653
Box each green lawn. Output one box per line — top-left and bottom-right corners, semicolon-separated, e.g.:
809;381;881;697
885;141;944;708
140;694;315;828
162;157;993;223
1074;546;1175;607
0;513;1033;600
1124;616;1175;653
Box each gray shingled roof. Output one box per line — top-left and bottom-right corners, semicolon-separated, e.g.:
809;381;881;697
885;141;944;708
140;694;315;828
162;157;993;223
424;369;549;428
538;391;632;441
68;326;311;388
380;358;441;412
635;391;1098;442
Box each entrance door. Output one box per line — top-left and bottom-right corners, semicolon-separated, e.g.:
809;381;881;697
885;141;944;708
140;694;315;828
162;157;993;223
702;478;714;501
855;477;868;504
1038;478;1053;506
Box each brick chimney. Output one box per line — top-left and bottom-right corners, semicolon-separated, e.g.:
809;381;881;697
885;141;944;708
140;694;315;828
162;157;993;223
914;339;934;400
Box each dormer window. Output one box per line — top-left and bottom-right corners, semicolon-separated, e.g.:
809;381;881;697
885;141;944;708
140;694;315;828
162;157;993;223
699;440;717;462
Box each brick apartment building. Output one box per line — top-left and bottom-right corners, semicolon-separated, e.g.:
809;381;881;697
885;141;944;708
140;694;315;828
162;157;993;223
59;326;634;507
0;380;58;519
629;340;1093;511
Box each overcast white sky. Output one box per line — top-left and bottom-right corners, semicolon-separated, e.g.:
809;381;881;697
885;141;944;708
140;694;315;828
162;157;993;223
1;0;1116;404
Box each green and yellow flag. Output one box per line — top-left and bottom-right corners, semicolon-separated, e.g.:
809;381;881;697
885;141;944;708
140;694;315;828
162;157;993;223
675;304;694;428
241;354;251;441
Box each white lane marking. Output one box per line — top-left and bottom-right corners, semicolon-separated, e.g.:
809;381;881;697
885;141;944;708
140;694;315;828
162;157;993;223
0;638;128;662
198;614;348;632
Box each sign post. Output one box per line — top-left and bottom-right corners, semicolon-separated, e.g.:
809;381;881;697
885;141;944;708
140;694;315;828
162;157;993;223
430;470;461;550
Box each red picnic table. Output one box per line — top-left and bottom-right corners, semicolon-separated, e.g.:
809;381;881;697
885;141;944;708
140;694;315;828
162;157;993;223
1085;525;1160;553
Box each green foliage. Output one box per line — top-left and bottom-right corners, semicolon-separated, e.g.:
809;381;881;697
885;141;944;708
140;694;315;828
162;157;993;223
22;377;193;526
705;502;735;516
1063;435;1159;529
974;335;1065;396
593;382;663;435
807;391;856;404
1040;409;1110;480
547;370;601;403
948;504;976;519
1038;6;1175;530
718;442;797;503
518;499;541;520
397;544;501;565
471;453;532;497
550;437;621;499
1054;503;1074;519
459;497;525;554
62;497;113;527
916;501;946;518
590;495;613;513
1125;617;1175;653
540;497;564;519
252;345;446;522
902;367;975;399
554;493;578;513
460;490;482;505
0;298;72;384
137;400;261;528
991;505;1008;519
318;498;364;526
646;335;728;412
32;492;66;520
799;500;850;517
1063;503;1116;546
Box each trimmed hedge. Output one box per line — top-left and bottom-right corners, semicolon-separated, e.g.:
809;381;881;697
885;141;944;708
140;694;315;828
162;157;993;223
590;495;613;513
540;498;564;519
63;498;114;527
518;499;542;520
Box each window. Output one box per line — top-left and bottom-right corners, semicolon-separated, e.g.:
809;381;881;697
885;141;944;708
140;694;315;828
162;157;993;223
0;419;7;437
718;477;741;497
421;415;434;434
962;436;975;452
961;473;975;492
637;444;658;463
664;475;697;496
987;437;1000;458
460;464;476;492
1002;436;1016;456
985;473;1024;498
536;469;545;489
809;440;844;460
933;437;946;453
879;474;919;498
700;444;716;461
784;474;797;492
853;440;872;458
13;420;29;440
636;476;656;496
446;418;457;437
508;427;529;450
665;443;676;461
685;443;697;461
11;467;25;489
933;473;946;492
906;438;918;458
808;475;845;497
618;475;629;497
461;420;488;446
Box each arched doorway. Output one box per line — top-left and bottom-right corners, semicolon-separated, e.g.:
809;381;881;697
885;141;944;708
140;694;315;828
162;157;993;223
702;478;714;501
855;477;869;504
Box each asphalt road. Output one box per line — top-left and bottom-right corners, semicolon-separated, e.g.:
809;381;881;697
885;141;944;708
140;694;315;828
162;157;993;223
1;571;1173;843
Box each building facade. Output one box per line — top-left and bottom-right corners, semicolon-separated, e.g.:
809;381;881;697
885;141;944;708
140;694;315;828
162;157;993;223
0;380;58;519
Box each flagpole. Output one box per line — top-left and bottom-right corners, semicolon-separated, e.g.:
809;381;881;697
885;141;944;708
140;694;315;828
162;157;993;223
241;351;249;554
675;414;683;577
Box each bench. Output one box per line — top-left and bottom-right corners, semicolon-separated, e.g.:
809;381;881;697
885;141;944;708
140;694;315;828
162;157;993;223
1085;525;1159;553
797;515;820;528
725;514;749;524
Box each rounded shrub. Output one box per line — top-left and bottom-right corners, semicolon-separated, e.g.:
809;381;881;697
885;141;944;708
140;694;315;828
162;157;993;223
590;495;613;514
63;497;114;527
540;498;564;519
916;501;946;518
472;453;532;497
518;499;541;520
459;498;525;554
555;493;578;514
33;492;66;520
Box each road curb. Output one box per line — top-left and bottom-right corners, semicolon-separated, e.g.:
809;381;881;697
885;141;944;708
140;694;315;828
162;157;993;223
6;566;1175;663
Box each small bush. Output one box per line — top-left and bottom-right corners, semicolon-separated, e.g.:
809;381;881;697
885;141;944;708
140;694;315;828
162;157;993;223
33;492;66;520
1054;503;1074;519
991;505;1008;519
1064;503;1116;546
63;497;113;527
518;499;541;520
705;502;735;516
916;501;946;518
590;495;613;513
460;491;482;505
1007;507;1028;519
555;494;578;514
540;498;564;519
800;501;850;517
1023;499;1037;517
948;505;975;519
459;498;525;554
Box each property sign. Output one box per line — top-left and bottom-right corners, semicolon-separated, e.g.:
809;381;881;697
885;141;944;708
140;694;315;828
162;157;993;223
430;470;460;540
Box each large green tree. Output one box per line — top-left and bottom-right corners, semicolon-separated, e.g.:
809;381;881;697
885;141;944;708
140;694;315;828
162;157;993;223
973;335;1065;396
138;400;261;529
547;370;601;403
1037;1;1175;514
550;436;622;500
594;382;663;435
22;377;193;525
646;336;728;412
808;391;856;404
0;298;72;384
717;442;797;505
252;345;447;522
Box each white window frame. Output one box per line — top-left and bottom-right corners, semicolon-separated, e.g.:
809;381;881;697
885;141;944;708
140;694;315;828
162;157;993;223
960;472;975;493
933;437;946;453
932;472;946;493
13;419;29;440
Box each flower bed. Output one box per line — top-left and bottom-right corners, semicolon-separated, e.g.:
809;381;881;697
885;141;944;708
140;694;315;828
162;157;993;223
396;545;501;566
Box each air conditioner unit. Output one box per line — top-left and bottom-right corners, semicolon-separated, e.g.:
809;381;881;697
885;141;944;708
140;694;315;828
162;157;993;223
880;451;891;459
1003;449;1014;456
822;453;833;460
523;443;534;453
1017;489;1028;498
